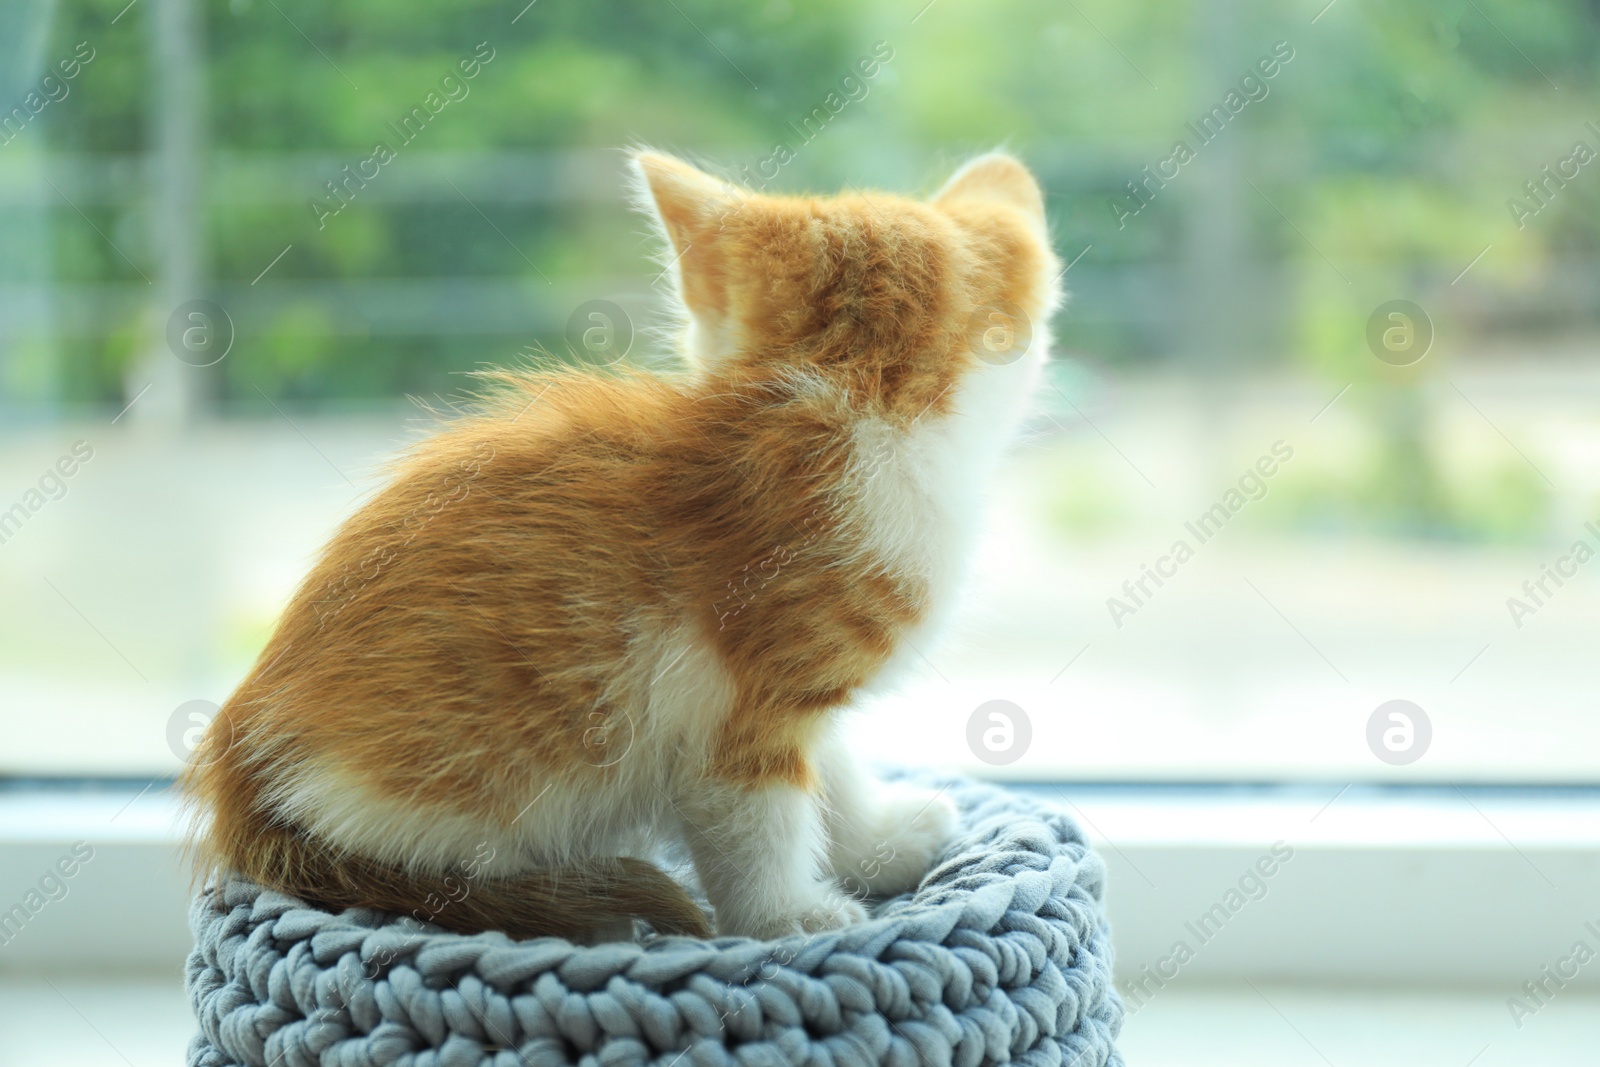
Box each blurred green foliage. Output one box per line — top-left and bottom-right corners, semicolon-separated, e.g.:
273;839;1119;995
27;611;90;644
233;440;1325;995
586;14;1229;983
23;0;1600;432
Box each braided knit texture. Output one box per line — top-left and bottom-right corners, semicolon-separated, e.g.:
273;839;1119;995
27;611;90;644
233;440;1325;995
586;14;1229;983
185;773;1124;1066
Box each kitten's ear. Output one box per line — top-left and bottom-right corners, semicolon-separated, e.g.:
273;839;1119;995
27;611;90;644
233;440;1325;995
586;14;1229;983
628;150;745;368
629;150;740;262
933;151;1046;225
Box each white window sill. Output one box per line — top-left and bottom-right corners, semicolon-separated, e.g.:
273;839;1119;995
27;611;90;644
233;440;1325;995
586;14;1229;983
2;781;1597;992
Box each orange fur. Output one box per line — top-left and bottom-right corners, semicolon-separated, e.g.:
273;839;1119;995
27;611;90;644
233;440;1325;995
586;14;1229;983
181;149;1060;942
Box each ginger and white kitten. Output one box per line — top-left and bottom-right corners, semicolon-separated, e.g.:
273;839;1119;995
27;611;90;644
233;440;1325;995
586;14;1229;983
183;150;1060;941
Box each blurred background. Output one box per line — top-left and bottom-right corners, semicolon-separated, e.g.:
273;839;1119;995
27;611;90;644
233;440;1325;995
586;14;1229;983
2;0;1599;1064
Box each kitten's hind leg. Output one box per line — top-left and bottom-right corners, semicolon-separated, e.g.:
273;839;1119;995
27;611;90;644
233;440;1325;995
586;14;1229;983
817;729;957;899
674;769;866;940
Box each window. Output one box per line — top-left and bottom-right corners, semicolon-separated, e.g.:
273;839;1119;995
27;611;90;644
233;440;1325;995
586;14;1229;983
5;2;1595;790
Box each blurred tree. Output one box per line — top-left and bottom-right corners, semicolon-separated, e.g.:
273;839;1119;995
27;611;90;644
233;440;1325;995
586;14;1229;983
28;0;1600;442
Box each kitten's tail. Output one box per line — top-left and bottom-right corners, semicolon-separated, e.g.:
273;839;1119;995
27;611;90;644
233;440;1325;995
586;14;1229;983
204;813;712;942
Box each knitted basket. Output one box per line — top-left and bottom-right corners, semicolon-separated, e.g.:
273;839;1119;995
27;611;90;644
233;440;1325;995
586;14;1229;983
185;773;1124;1066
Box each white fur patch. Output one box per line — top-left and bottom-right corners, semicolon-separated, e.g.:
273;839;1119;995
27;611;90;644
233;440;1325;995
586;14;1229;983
676;775;863;938
840;325;1053;695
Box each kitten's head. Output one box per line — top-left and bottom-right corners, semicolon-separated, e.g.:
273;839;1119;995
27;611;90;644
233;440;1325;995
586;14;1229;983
630;149;1061;417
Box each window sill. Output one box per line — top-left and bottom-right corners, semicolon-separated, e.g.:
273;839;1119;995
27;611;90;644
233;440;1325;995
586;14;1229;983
2;780;1597;989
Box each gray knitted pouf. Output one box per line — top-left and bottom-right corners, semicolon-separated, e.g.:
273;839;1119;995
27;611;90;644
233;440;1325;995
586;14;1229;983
185;773;1124;1066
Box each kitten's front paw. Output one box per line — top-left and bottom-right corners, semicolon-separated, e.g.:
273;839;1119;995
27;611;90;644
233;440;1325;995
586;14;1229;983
836;788;957;898
720;886;869;940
